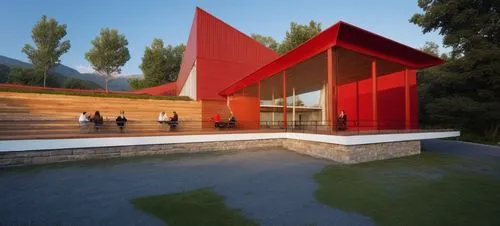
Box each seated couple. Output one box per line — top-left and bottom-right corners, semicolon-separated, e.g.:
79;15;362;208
158;111;179;129
79;111;104;127
212;113;236;129
79;111;128;132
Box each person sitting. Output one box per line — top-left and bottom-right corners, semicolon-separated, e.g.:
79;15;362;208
337;110;347;131
90;111;104;131
116;111;127;132
158;112;169;124
212;113;223;129
227;114;237;129
167;111;179;131
78;112;90;133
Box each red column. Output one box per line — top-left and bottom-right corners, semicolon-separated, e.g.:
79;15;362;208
327;48;337;132
371;59;378;129
258;81;261;127
282;71;287;129
404;69;410;130
356;81;359;129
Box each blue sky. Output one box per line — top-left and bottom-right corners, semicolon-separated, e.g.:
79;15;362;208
0;0;444;75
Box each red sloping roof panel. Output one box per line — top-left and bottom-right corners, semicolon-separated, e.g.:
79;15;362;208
195;8;279;100
219;21;443;96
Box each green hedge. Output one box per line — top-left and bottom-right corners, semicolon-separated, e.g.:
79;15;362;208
0;87;192;101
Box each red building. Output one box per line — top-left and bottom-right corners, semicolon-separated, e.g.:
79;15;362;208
137;7;443;132
135;8;278;100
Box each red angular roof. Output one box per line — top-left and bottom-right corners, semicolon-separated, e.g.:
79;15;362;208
219;21;444;96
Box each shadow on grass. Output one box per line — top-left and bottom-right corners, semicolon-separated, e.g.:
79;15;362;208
0;151;239;174
131;188;257;226
314;152;500;226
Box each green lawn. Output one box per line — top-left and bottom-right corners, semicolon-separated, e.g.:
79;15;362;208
131;188;257;226
314;153;500;226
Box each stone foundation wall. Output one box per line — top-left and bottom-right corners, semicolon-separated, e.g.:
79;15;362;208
284;139;421;164
0;138;420;167
0;139;283;167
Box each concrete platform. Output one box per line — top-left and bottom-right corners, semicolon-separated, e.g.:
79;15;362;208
0;131;460;167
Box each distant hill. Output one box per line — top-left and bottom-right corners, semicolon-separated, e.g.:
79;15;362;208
0;55;31;69
0;55;133;91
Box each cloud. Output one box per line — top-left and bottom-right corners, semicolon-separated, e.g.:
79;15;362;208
75;65;94;74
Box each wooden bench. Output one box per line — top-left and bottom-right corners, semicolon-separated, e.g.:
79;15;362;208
0;119;203;140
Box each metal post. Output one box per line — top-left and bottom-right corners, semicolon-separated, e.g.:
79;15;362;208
292;87;296;129
271;91;275;126
405;69;410;130
371;58;378;130
283;71;287;130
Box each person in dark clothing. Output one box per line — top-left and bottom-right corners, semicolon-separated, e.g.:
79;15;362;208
337;110;347;131
167;111;179;130
116;111;128;132
90;111;104;131
227;114;237;129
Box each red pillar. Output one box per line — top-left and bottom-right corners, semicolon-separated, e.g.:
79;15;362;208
371;59;378;129
356;81;359;129
282;71;287;129
258;81;261;127
404;69;410;130
327;48;337;132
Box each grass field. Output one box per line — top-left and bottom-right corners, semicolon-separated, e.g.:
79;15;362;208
314;153;500;226
131;188;257;226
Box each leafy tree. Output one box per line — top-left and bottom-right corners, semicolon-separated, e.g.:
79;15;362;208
8;68;59;87
0;64;10;83
278;20;321;54
85;28;130;92
131;39;185;90
295;97;305;106
128;77;150;90
420;41;440;56
22;15;71;87
411;0;500;138
274;97;305;106
63;78;92;89
250;34;279;52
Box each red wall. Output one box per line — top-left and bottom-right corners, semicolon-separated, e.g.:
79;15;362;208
228;95;260;129
337;69;418;130
201;100;231;128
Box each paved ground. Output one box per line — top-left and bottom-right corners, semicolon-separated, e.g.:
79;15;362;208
0;149;373;226
3;139;497;226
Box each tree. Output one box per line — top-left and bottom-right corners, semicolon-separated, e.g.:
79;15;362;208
278;20;322;54
63;78;92;89
420;41;440;56
250;34;279;52
85;28;130;92
8;68;59;87
0;64;10;83
22;15;71;87
295;97;305;106
411;0;500;138
131;39;185;90
274;97;305;106
8;68;40;85
128;77;149;90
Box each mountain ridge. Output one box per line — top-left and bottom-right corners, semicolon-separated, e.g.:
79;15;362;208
0;55;134;91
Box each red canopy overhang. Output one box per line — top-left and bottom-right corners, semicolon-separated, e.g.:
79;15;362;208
219;21;443;96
